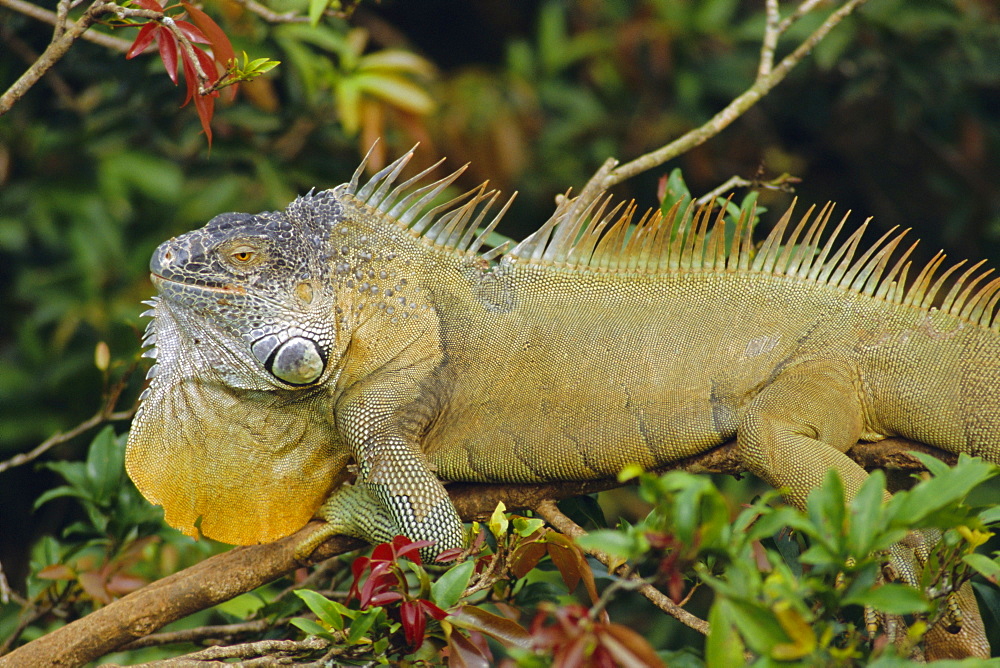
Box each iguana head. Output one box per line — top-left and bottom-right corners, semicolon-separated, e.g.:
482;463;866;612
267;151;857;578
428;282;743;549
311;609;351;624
127;191;352;545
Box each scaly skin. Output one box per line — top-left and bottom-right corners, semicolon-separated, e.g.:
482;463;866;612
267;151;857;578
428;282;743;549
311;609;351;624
126;151;997;658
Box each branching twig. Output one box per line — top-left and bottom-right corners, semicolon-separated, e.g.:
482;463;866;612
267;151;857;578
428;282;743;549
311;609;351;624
230;0;310;24
0;407;135;474
0;0;122;115
574;0;870;212
534;499;711;636
119;619;276;650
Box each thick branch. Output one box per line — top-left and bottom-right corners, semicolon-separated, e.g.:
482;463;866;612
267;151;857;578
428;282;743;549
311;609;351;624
0;0;134;51
0;437;944;667
0;0;122;115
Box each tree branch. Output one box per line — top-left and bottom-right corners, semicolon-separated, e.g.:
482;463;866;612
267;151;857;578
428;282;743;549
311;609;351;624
574;0;870;210
0;0;124;115
534;499;712;636
0;437;945;667
0;0;133;51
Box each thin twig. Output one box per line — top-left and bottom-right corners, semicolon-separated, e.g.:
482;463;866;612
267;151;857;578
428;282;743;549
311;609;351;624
695;175;754;205
120;619;276;650
0;0;121;115
0;0;134;50
572;0;870;212
0;407;134;475
534;500;711;636
230;0;310;23
758;0;781;78
128;636;331;666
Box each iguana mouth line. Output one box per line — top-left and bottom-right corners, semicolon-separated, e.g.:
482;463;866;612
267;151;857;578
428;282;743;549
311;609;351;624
151;273;247;295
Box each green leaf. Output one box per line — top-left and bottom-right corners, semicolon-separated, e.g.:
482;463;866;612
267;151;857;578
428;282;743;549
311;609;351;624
706;599;746;666
431;559;474;610
354;73;436;115
488;501;509;538
291;617;335;640
724;597;791;656
346;607;382;644
847;469;887;555
963;553;1000;584
85;426;125;507
980;506;1000;525
358;50;436;77
844;583;930;615
575;528;648;560
307;0;327;27
888;455;998;526
512;516;545;537
294;589;345;631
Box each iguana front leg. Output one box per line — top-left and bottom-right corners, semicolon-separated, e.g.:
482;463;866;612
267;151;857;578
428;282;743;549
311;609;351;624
736;361;989;658
297;384;464;561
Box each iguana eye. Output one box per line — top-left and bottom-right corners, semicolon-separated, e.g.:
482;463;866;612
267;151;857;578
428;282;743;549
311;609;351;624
231;249;255;263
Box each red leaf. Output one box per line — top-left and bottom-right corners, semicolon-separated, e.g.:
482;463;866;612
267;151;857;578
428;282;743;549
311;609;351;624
400;600;427;647
451;606;532;649
369;590;403;606
181;56;214;145
126;23;158;59
157;29;179;85
419;599;448;620
393;536;433;565
132;0;164;11
597;624;667;668
435;547;464;563
192;45;219;85
181;1;236;66
446;629;491;668
371;542;394;563
37;564;75;580
174;19;209;44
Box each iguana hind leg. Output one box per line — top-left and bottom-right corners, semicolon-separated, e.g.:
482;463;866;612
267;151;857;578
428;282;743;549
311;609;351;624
737;361;867;507
736;361;988;658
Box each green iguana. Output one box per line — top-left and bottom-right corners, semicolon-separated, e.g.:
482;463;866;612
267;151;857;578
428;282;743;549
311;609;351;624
126;148;997;658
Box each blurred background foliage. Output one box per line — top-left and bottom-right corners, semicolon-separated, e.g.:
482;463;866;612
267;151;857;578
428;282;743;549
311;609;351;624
1;0;999;656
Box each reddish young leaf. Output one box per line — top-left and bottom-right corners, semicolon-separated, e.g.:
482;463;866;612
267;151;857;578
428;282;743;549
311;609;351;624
446;628;491;668
192;45;220;86
598;624;667;668
510;539;547;578
392;535;432;565
369;590;403;606
174;19;209;44
126;23;158;59
180;0;237;100
451;606;532;649
435;546;465;563
181;56;214;144
157;29;179;84
400;599;427;647
132;0;164;11
181;1;235;65
420;599;448;621
546;538;582;593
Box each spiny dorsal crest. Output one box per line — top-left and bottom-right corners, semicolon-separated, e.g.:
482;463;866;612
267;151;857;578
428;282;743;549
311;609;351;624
340;147;1000;332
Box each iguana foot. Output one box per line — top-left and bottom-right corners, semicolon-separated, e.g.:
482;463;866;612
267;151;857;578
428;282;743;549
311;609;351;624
868;531;990;659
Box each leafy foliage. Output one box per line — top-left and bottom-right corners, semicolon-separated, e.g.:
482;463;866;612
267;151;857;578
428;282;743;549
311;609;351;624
578;458;1000;664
